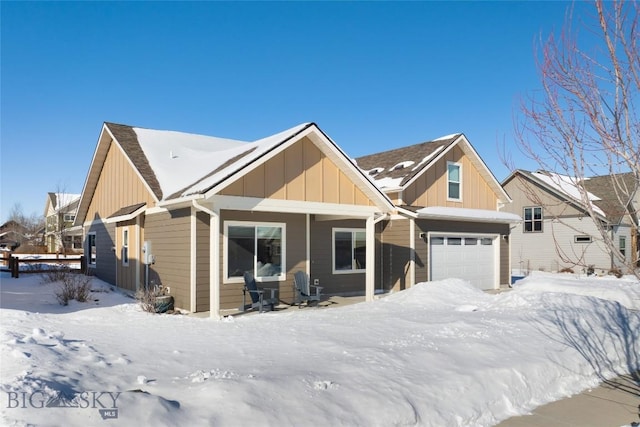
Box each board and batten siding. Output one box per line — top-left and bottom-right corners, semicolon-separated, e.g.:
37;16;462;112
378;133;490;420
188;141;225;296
404;145;498;210
85;140;156;221
376;219;412;292
145;208;191;311
218;210;307;310
220;137;373;206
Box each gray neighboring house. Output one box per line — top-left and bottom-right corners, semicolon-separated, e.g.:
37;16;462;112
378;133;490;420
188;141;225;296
502;170;639;275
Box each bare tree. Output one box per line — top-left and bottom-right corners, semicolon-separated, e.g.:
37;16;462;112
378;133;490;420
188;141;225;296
45;185;81;255
511;0;640;277
5;203;45;253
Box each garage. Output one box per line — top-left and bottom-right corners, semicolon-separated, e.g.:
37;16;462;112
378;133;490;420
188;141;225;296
429;234;498;290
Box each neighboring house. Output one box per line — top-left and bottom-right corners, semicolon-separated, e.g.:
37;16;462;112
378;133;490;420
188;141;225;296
356;133;520;292
75;122;395;318
0;220;44;252
0;220;25;251
44;192;82;253
501;170;639;275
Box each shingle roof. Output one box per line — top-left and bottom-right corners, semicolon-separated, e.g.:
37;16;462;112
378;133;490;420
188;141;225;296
105;123;164;200
583;173;639;224
355;134;460;189
107;202;147;219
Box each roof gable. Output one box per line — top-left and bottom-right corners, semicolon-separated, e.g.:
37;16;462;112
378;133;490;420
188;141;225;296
356;133;510;204
356;134;458;190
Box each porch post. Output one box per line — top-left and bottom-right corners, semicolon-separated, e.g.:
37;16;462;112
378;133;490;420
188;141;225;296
209;208;221;319
365;215;375;302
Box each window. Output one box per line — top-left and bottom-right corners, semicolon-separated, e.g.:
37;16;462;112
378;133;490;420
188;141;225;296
620;236;626;258
87;233;97;266
574;235;592;243
447;237;462;245
523;207;543;232
122;228;129;266
225;221;285;282
431;236;445;245
333;228;366;273
465;238;478;245
63;214;75;222
447;162;461;200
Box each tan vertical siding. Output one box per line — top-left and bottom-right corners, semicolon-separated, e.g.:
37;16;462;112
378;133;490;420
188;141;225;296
219;137;375;206
144;208;191;311
377;219;412;292
85;141;156;221
265;152;286;199
405;146;498;210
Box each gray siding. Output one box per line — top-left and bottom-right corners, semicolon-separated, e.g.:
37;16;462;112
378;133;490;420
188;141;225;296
310;218;367;296
219;210;306;309
196;211;210;312
145;208;191;310
86;221;116;286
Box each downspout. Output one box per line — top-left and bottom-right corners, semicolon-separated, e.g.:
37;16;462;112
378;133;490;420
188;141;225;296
192;200;221;320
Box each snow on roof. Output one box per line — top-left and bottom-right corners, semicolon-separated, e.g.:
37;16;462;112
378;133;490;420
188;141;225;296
135;123;310;199
411;146;445;171
366;167;385;176
433;133;461;141
389;160;415;171
532;172;605;217
54;193;81;210
416;206;522;223
370;176;405;192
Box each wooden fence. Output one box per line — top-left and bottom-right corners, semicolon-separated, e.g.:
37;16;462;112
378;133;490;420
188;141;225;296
1;255;86;278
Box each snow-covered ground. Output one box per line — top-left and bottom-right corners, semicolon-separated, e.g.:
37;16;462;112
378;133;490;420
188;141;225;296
1;271;639;426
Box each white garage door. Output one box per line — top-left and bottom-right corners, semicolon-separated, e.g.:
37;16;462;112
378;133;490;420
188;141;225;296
430;235;497;290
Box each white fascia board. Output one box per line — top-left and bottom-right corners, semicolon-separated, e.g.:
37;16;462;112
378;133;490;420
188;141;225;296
75;125;113;226
157;194;205;210
104;205;147;224
210;195;380;217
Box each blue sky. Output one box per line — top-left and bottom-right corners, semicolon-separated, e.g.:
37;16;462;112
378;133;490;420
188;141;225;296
1;1;585;222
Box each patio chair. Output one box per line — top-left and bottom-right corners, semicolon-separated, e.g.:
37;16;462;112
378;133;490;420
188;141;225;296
240;272;279;313
293;270;323;308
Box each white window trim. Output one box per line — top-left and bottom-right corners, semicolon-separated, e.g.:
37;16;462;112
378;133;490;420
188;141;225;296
63;214;76;222
574;235;592;243
122;228;129;267
523;206;543;233
87;232;97;267
446;161;462;202
223;220;286;284
332;227;366;275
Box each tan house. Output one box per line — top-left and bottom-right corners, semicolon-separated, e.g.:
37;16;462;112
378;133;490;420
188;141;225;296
75;122;395;318
357;133;520;292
